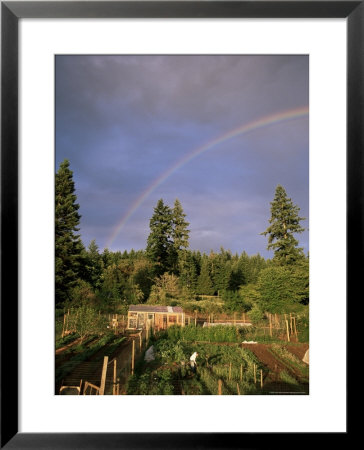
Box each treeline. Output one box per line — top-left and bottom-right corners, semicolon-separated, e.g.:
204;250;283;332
56;160;308;315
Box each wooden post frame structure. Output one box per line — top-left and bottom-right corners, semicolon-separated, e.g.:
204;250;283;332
127;305;186;331
1;0;357;447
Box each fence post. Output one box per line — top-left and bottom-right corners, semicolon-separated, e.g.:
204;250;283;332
269;314;272;337
236;383;240;395
99;356;109;395
65;309;70;334
61;313;66;338
260;369;263;388
131;340;135;375
113;359;117;395
240;364;243;381
253;364;257;384
218;379;222;395
293;317;298;339
285;319;290;342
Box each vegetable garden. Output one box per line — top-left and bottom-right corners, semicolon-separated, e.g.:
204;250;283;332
55;318;309;395
126;325;309;395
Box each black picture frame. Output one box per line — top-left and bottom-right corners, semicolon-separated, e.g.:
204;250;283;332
1;1;356;448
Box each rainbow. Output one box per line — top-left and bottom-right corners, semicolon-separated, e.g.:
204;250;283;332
105;106;308;248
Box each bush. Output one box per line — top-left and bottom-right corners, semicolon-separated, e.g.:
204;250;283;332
248;306;264;324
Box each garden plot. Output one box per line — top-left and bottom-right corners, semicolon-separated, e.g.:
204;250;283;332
55;333;127;393
127;338;267;395
126;325;309;395
245;343;309;394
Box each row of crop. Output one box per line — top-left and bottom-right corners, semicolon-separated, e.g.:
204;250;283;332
162;324;291;345
126;337;268;395
268;344;309;382
56;333;124;382
55;332;80;350
164;325;246;343
151;337;265;372
126;367;175;395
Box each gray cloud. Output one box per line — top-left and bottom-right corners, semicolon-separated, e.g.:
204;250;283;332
56;55;309;257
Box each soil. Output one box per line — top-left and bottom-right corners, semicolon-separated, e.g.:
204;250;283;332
284;343;309;360
242;343;287;374
242;343;309;394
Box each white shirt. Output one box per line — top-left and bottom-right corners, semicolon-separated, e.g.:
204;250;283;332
190;352;198;362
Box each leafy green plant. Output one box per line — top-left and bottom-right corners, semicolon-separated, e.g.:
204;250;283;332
55;332;79;350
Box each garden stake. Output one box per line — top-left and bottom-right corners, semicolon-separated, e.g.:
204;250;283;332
237;383;240;395
285;319;290;342
240;364;243;381
218;379;222;395
290;313;293;335
260;369;263;388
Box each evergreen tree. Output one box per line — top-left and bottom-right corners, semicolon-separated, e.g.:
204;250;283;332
179;251;198;293
171;198;190;275
256;263;309;313
172;199;190;252
84;239;103;290
196;257;214;295
146;199;173;276
261;185;306;264
55;159;84;306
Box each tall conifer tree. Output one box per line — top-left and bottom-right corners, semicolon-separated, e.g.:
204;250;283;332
196;257;215;295
55;159;84;305
146;199;173;276
171;198;190;274
261;185;305;264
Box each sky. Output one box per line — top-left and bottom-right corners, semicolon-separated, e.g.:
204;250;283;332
56;55;309;258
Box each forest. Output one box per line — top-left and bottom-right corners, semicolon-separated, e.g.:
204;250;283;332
55;159;309;319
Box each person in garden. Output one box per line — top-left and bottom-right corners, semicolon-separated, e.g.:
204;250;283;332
190;352;198;374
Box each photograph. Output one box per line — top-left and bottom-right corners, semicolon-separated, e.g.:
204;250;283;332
55;54;309;396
